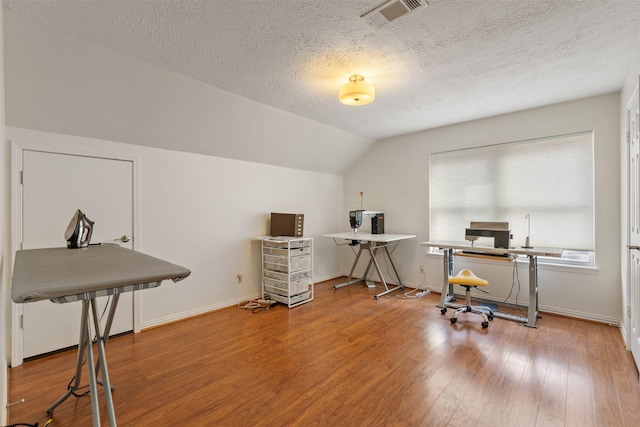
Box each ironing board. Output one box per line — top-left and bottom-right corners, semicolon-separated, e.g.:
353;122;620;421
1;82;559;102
12;245;191;426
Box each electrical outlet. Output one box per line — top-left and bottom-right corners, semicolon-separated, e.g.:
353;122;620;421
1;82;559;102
398;261;405;270
236;273;243;284
419;264;424;273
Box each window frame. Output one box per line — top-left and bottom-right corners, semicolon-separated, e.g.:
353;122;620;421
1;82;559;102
428;131;596;268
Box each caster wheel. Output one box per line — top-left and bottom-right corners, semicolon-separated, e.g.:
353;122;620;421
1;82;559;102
450;317;457;324
481;321;489;328
488;313;494;321
441;308;447;315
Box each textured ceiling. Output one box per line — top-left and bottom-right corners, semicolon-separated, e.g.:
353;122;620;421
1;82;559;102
4;0;640;140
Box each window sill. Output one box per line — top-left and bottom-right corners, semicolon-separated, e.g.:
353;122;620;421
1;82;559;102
425;251;599;275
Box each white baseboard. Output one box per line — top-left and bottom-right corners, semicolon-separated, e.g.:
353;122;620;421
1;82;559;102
142;276;621;333
435;289;621;326
140;275;347;330
537;304;620;326
140;293;260;330
620;323;629;349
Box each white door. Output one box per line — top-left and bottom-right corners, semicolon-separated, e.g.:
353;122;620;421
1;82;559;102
627;80;640;371
20;150;134;359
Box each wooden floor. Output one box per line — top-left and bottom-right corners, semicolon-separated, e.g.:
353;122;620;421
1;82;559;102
8;278;640;426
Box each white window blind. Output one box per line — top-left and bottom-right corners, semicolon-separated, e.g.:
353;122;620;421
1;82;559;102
429;132;594;251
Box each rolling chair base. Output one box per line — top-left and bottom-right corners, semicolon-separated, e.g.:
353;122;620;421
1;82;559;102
441;284;494;328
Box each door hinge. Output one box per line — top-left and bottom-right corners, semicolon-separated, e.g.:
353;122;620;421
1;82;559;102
20;314;24;329
628;131;631;144
628;305;632;318
20;170;23;185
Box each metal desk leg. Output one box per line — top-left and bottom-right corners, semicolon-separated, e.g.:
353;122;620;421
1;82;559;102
360;249;376;287
384;246;403;287
373;245;404;299
333;245;367;289
333;241;406;299
525;255;540;328
438;248;455;308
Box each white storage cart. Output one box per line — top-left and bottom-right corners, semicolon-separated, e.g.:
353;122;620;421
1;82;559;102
261;237;313;307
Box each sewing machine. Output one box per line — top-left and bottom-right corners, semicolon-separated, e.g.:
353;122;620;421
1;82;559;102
464;221;511;249
349;210;384;234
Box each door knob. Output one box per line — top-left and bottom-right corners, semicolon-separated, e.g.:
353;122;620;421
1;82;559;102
628;245;640;250
116;235;131;243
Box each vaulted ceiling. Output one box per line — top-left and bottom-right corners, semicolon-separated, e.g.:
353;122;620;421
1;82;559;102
4;0;640;140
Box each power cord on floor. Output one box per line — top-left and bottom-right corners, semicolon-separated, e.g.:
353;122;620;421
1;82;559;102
401;287;431;299
2;416;52;427
237;296;277;313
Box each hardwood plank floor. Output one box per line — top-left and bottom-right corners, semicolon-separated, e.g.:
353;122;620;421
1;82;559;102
8;278;640;426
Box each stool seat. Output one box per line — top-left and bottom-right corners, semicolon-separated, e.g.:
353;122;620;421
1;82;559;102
442;269;493;328
448;269;488;287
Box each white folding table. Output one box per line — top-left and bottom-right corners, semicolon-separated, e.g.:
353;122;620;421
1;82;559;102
322;232;415;299
12;245;191;426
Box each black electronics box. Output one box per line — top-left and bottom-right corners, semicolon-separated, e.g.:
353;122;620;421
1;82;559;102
371;213;384;234
270;213;304;237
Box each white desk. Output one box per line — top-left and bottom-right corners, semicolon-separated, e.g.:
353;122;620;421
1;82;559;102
12;245;191;426
420;241;563;328
322;232;416;299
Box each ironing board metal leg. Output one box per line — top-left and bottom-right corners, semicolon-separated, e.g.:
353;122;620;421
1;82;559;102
46;297;119;426
95;293;120;384
91;299;117;426
84;301;101;426
47;299;91;416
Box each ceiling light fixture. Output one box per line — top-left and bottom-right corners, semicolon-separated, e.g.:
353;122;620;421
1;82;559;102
339;74;375;106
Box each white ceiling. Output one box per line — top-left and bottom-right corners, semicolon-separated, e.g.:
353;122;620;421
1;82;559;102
4;0;640;140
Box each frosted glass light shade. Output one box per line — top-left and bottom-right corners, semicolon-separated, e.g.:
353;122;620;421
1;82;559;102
339;74;375;106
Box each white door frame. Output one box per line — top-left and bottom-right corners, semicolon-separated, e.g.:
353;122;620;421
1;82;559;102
627;79;640;359
9;139;141;367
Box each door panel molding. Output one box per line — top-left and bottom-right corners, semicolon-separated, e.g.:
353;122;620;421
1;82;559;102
9;139;141;366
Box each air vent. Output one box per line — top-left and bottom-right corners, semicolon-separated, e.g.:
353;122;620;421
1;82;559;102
361;0;428;30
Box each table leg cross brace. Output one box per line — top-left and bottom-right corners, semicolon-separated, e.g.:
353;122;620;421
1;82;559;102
332;241;405;299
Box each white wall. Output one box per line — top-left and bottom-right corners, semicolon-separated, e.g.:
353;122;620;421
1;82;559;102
2;9;374;176
2;8;351;365
344;93;622;323
7;127;343;328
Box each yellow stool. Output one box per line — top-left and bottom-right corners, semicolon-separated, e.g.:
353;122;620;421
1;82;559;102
442;269;494;328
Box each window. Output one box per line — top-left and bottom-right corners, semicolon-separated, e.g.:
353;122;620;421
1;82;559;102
429;132;594;266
